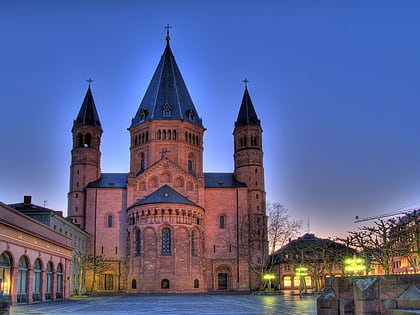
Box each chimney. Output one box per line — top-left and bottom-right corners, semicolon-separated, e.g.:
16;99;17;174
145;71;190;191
23;196;32;205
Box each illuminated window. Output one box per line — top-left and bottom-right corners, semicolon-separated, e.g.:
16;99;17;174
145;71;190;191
283;276;291;287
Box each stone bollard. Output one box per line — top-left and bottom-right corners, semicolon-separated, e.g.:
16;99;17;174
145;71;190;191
0;292;10;315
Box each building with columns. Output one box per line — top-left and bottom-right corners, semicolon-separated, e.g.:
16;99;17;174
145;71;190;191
67;32;267;292
0;202;72;304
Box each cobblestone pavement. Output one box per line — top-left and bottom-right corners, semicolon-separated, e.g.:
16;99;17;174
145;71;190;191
10;292;318;314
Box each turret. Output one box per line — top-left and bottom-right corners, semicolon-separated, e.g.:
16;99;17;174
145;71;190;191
68;83;102;228
233;83;266;263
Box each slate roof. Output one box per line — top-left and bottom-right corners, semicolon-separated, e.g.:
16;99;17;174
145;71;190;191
130;39;203;129
204;173;247;188
87;173;128;188
73;85;102;130
235;86;261;128
128;184;200;209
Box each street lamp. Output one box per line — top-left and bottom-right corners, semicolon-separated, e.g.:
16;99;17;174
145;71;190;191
263;273;275;290
344;255;366;275
294;265;308;295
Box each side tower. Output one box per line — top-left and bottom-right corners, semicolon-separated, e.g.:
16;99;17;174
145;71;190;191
233;85;267;266
68;84;102;229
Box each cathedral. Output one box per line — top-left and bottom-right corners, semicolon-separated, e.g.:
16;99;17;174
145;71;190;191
68;32;267;292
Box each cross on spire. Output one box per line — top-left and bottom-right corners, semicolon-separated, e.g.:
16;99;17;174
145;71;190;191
86;78;94;86
242;78;250;87
165;24;172;42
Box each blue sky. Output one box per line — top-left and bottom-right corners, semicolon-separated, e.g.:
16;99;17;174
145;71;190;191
1;0;420;238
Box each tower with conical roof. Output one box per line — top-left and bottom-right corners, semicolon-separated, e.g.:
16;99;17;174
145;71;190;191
127;29;205;205
68;83;102;229
233;83;267;266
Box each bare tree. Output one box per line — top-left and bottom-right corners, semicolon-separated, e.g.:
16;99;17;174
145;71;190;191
267;202;302;254
341;218;411;275
238;202;301;290
75;255;112;294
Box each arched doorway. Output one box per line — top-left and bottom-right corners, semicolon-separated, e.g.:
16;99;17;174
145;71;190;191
17;256;29;303
45;262;53;300
0;252;12;296
32;259;42;301
215;265;231;290
56;263;63;299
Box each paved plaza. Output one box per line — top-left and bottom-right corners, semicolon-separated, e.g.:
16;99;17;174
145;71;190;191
10;292;318;314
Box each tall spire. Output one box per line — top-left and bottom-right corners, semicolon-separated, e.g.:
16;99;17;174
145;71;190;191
235;84;261;128
74;83;102;130
130;29;203;129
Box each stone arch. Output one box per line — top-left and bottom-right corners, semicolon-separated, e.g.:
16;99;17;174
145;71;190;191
148;176;158;188
0;251;13;296
174;175;184;188
215;265;232;290
160;171;171;183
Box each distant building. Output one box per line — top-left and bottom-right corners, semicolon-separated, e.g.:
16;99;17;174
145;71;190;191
0;202;72;304
8;196;88;295
66;32;267;292
272;233;354;291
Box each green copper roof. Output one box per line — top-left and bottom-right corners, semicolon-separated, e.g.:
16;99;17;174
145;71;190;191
73;86;102;130
130;40;203;128
235;86;260;128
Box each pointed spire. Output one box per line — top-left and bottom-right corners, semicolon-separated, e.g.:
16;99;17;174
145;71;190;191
130;29;203;129
235;83;261;128
74;82;102;130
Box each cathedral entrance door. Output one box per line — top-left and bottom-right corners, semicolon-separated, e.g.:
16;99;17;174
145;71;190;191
105;274;114;290
217;273;228;290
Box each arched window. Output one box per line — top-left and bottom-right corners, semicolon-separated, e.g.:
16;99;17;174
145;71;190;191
84;133;91;147
283;276;292;288
219;215;225;229
107;215;113;228
163;130;166;140
77;134;83;147
139;108;146;121
131;279;137;289
0;252;12;295
161;279;170;289
17;256;29;303
162;104;171;118
46;262;53;300
140;153;145;171
157;130;161;140
173;130;177;140
33;259;42;301
194;279;199;288
162;228;171;256
56;263;63;299
135;230;141;257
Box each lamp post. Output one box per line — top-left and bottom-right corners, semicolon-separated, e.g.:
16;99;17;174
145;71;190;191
344;255;366;275
295;265;308;295
263;273;275;291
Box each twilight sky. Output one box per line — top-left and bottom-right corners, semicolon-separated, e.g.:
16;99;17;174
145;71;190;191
1;0;420;239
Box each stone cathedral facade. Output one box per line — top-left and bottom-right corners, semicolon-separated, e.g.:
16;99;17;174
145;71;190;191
67;34;267;292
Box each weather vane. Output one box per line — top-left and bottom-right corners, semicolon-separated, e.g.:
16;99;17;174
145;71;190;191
86;78;94;86
165;24;172;42
242;78;250;87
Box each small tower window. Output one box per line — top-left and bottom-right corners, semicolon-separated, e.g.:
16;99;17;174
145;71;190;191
107;215;113;227
194;279;199;288
161;279;170;289
162;104;171;118
140;153;145;171
219;215;225;229
84;133;91;147
139;108;147;121
187;109;195;121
